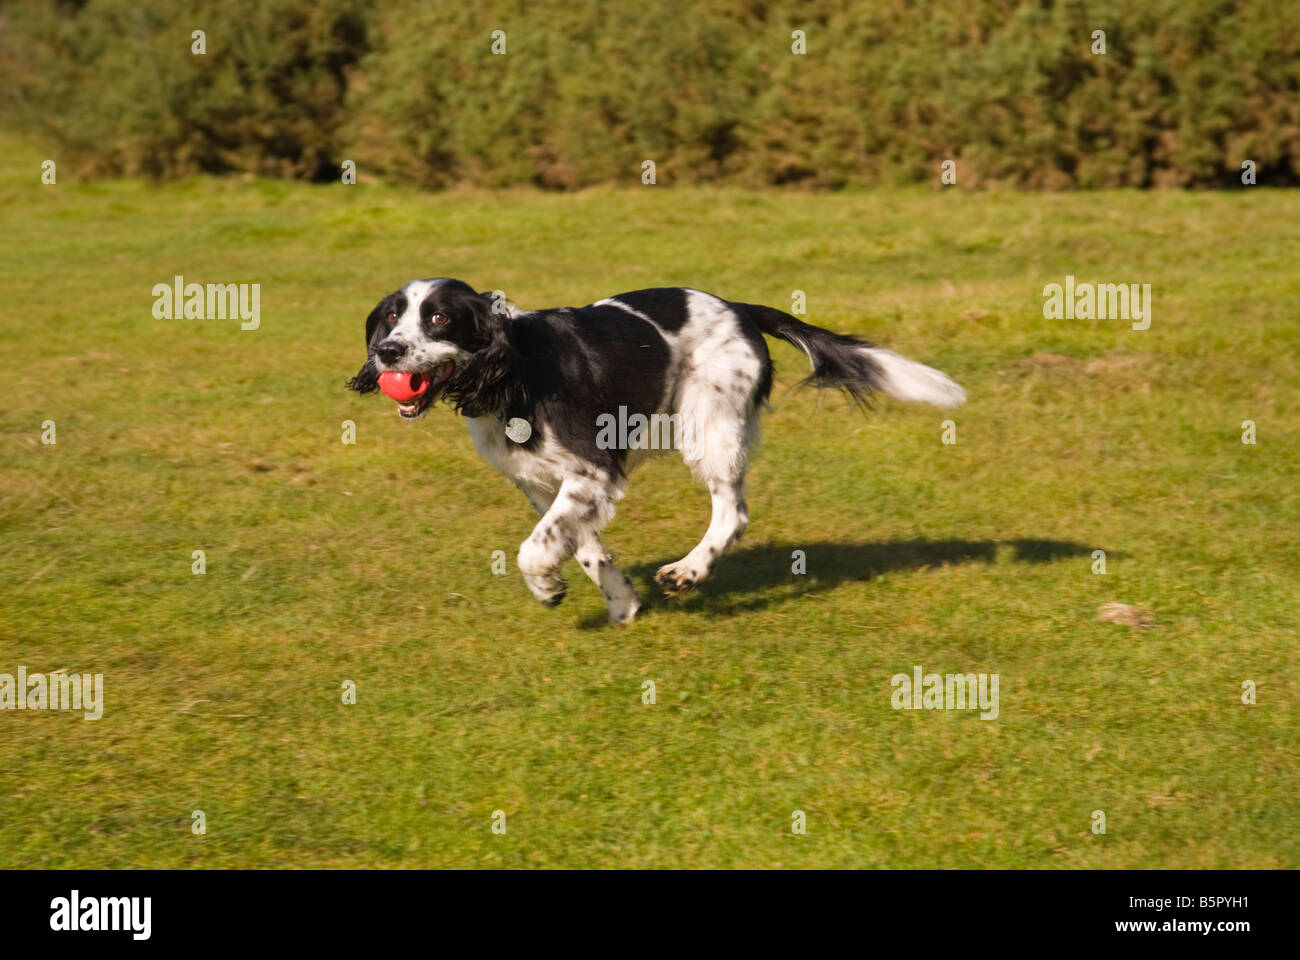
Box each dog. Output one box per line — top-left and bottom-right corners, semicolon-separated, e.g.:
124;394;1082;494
348;279;965;622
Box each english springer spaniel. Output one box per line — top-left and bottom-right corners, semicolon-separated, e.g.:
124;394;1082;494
348;279;965;623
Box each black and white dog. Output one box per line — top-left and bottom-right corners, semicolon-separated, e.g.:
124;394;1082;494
348;279;965;623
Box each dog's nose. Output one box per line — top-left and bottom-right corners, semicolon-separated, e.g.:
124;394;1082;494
376;340;407;365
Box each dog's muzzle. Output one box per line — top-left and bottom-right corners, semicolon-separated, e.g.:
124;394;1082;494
377;362;455;419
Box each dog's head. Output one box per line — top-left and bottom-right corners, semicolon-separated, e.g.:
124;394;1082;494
348;278;520;419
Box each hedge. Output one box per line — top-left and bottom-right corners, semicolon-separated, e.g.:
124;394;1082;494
3;0;1296;188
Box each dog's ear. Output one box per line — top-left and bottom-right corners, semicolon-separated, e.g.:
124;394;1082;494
347;303;387;393
446;290;526;418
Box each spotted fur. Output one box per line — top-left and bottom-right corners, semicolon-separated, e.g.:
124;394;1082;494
349;279;965;623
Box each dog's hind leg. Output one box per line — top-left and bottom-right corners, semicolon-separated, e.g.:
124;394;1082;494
655;475;749;598
656;397;757;599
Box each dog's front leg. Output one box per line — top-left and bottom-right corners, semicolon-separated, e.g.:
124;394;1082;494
516;477;613;610
574;533;641;624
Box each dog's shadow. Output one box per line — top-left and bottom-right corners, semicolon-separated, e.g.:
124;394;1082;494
577;538;1099;627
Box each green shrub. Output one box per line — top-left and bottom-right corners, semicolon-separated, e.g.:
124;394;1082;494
2;0;1296;188
2;0;370;180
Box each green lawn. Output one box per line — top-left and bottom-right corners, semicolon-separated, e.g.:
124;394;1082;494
1;133;1296;868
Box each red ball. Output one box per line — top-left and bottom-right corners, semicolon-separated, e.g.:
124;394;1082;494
377;371;429;403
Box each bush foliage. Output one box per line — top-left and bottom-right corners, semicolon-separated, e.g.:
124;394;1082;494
3;0;1296;188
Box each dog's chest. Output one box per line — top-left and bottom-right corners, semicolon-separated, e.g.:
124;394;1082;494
465;416;577;494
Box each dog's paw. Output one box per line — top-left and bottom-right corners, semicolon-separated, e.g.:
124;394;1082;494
526;573;567;608
608;596;642;624
655;563;701;598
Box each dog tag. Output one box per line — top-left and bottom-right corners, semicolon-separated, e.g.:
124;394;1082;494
505;418;532;443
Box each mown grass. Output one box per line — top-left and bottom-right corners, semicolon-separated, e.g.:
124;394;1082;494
1;134;1297;868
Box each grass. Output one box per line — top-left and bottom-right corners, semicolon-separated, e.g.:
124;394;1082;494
1;133;1297;868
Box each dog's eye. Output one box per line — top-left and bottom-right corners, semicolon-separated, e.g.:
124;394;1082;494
431;313;448;325
386;311;397;324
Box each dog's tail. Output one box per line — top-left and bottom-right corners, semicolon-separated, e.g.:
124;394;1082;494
741;303;966;409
